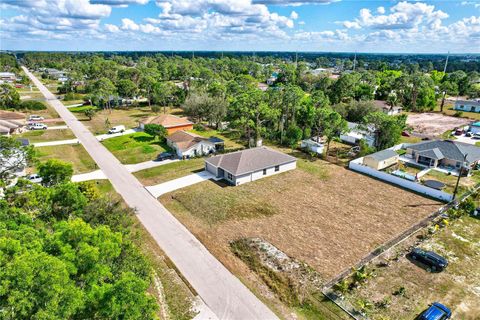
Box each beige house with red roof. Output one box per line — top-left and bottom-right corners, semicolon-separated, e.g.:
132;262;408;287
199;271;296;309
140;114;193;134
166;131;219;159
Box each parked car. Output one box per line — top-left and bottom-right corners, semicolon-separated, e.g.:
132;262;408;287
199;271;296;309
419;302;451;320
108;125;125;134
28;123;47;130
28;115;44;121
474;133;480;139
27;174;43;184
465;132;472;137
156;152;174;161
409;248;448;272
454;128;464;136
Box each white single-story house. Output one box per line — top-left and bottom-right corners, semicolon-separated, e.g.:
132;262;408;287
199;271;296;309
340;122;376;147
363;149;399;170
454;99;480;113
166;131;218;159
301;138;324;155
0;111;27;136
205;147;297;186
0;72;16;83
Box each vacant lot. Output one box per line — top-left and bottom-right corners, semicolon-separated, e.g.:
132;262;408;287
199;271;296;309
75;107;167;134
189;128;245;151
160;154;442;281
135;158;205;186
18;129;75;142
102;132;170;164
34;144;96;173
342;215;480;320
407;113;469;137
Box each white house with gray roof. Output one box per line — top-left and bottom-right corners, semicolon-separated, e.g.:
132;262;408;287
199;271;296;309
363;149;399;170
454;99;480;113
405;140;480;175
204;147;297;186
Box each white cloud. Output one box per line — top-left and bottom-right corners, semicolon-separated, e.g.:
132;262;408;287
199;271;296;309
121;18;140;30
377;6;385;14
105;23;120;32
252;0;338;5
343;1;449;30
290;11;299;20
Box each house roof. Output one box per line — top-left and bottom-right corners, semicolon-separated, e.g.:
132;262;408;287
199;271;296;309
407;140;480;164
366;149;398;161
142;114;193;128
167;131;212;152
0;110;26;121
455;99;480;107
418;148;444;160
205;147;296;176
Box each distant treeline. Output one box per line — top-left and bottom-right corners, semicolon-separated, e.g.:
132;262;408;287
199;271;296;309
3;51;480;73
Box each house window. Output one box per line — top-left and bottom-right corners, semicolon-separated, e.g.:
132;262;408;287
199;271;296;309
263;169;267;175
275;165;280;172
227;173;233;180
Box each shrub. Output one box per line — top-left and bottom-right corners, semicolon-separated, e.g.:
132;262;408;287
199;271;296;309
64;92;83;101
19;100;47;110
193;123;206;131
453;111;463;117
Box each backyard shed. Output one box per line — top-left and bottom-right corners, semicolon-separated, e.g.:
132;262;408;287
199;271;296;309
363;149;399;170
205;147;297;186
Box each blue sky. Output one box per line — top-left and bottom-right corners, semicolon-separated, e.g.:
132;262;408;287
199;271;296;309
1;0;479;53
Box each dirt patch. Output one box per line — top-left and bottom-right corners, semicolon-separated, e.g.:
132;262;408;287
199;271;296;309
407;113;469;137
160;160;442;281
340;216;480;319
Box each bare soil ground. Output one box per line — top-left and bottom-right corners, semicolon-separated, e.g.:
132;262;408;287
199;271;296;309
407;113;470;137
342;215;480;320
160;158;442;281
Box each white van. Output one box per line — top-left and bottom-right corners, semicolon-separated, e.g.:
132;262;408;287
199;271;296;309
108;125;126;134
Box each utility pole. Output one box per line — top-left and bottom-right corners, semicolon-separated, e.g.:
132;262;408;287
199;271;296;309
453;153;468;200
440;51;450;113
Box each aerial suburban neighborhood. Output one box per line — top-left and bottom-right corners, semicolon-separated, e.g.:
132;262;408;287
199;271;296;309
1;1;480;320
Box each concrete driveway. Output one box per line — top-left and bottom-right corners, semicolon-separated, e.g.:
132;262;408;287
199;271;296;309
32;128;140;147
46;125;69;130
145;171;216;198
33;138;79;147
23;66;278;320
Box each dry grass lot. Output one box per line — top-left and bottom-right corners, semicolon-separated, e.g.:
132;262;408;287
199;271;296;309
34;144;96;173
407;112;469;137
342;215;480;320
160;153;442;282
18;129;75;142
74;107;181;134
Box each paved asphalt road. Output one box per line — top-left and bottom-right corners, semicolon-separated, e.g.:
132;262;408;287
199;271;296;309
23;66;278;320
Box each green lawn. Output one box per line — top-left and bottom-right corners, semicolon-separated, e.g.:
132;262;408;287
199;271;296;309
102;132;170;164
421;169;477;195
18;129;75;142
34;144;96;174
134;158;205;186
68;105;98;113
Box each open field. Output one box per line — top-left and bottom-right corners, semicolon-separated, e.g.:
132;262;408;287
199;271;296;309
159;152;442;280
18;129;75;142
102;132;170;164
34;144;97;173
407;113;469;137
74;107;175;134
436;102;480;121
341;215;480;320
158;153;443;318
135;158;205;186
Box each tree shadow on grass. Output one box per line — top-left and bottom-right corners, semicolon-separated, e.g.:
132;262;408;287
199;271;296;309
133;135;155;143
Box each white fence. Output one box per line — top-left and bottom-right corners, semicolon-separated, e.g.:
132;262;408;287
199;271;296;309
349;152;453;202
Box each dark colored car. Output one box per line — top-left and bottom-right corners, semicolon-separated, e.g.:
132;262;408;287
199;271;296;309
409;248;448;272
454;129;464;136
419;302;451;320
465;132;473;137
156;152;174;161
